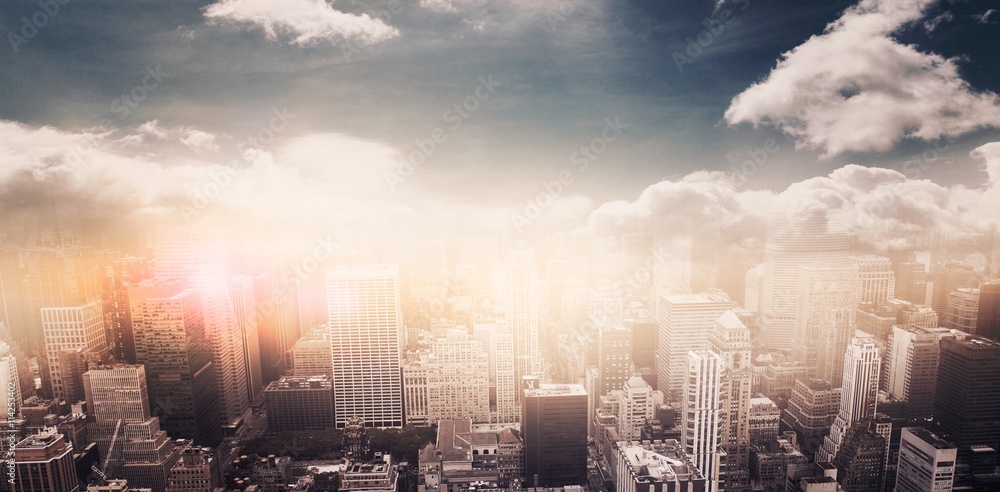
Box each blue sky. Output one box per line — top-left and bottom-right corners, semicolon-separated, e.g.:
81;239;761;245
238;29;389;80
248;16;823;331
1;0;999;241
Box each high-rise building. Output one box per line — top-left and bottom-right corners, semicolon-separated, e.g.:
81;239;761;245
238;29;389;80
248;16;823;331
327;265;403;428
683;350;723;492
596;324;632;401
945;287;979;334
656;293;734;401
977;281;1000;340
229;274;264;404
709;311;753;492
930;261;977;317
12;430;79;492
522;384;587;487
263;375;334;432
791;263;859;378
104;256;151;364
783;379;841;451
0;342;20;420
748;397;781;446
884;326;955;420
504;248;542;408
130;278;221;446
934;334;1000;449
251;264;302;386
817;333;881;463
119;418;182;491
832;422;886;492
290;328;332;377
849;256;895;306
42;300;107;402
83;364;148;422
154;229;250;432
617;375;655;440
759;215;850;351
402;329;491;425
472;318;517;423
894;427;957;492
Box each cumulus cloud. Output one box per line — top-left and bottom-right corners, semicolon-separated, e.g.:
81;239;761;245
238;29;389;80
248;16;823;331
116;121;219;152
203;0;399;46
180;129;219;152
724;0;1000;157
581;153;1000;254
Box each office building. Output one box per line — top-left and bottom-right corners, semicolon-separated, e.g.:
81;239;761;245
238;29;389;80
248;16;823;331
894;427;957;492
263;375;334;432
130;278;221;446
709;311;753;492
596;324;632;401
748;397;781;446
166;445;221;492
615;439;707;492
977;281;1000;340
656;293;734;401
759;214;850;351
290;328;332;377
327;265;403;428
817;333;881;463
884;326;955;420
783;379;841;449
229;274;264;403
791;263;858;380
504;248;542;410
849;256;895;306
522;384;587;487
931;261;978;317
934;334;1000;449
119;418;182;492
831;422;886;492
617;375;656;441
42;300;108;402
12;430;79;492
104;256;151;364
683;350;722;492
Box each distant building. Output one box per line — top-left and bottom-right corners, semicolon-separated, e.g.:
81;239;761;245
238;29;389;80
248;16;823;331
290;328;332;377
945;288;980;333
782;379;840;451
977;281;1000;340
749;397;781;446
656;293;734;401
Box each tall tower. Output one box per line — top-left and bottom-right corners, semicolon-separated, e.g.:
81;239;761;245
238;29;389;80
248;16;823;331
656;293;734;402
977;281;1000;340
229;275;264;404
709;311;753;492
884;326;955;420
759;214;850;351
522;384;588;487
791;263;859;377
327;265;403;428
933;334;1000;449
596;324;632;401
683;350;723;492
130;278;221;446
894;427;957;492
504;247;541;406
104;256;151;364
817;333;881;462
154;229;249;430
42;300;107;402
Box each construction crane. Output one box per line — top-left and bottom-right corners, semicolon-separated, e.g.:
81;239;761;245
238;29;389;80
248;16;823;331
90;419;124;485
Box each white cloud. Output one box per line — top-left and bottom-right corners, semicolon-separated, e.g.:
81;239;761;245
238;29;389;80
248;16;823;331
203;0;399;46
724;0;1000;157
976;9;996;24
180;129;219;152
923;11;952;32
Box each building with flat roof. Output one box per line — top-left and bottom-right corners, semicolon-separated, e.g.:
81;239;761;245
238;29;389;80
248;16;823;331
894;427;957;492
12;430;79;492
523;384;587;487
263;375;334;432
614;439;707;492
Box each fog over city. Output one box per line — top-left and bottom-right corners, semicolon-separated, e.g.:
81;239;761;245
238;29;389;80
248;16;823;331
1;0;1000;491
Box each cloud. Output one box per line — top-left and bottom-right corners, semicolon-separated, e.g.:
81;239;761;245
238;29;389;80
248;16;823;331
923;11;952;32
180;129;219;152
203;0;399;46
420;0;485;13
724;0;1000;157
976;9;996;24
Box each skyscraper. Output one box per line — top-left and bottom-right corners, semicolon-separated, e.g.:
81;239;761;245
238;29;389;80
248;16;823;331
977;281;1000;340
759;215;850;351
894;427;957;492
884;326;954;420
327;265;403;428
792;263;859;376
683;350;723;492
945;287;979;334
503;248;542;407
656;293;734;401
522;383;588;487
12;431;79;492
709;311;753;492
817;333;881;463
229;274;264;403
596;324;632;401
832;422;886;492
472;318;517;423
154;229;250;432
930;261;977;317
933;334;1000;449
130;278;221;446
617;375;655;441
103;256;151;364
42;300;107;402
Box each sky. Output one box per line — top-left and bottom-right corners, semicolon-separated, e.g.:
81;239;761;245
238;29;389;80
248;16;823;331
1;0;1000;245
